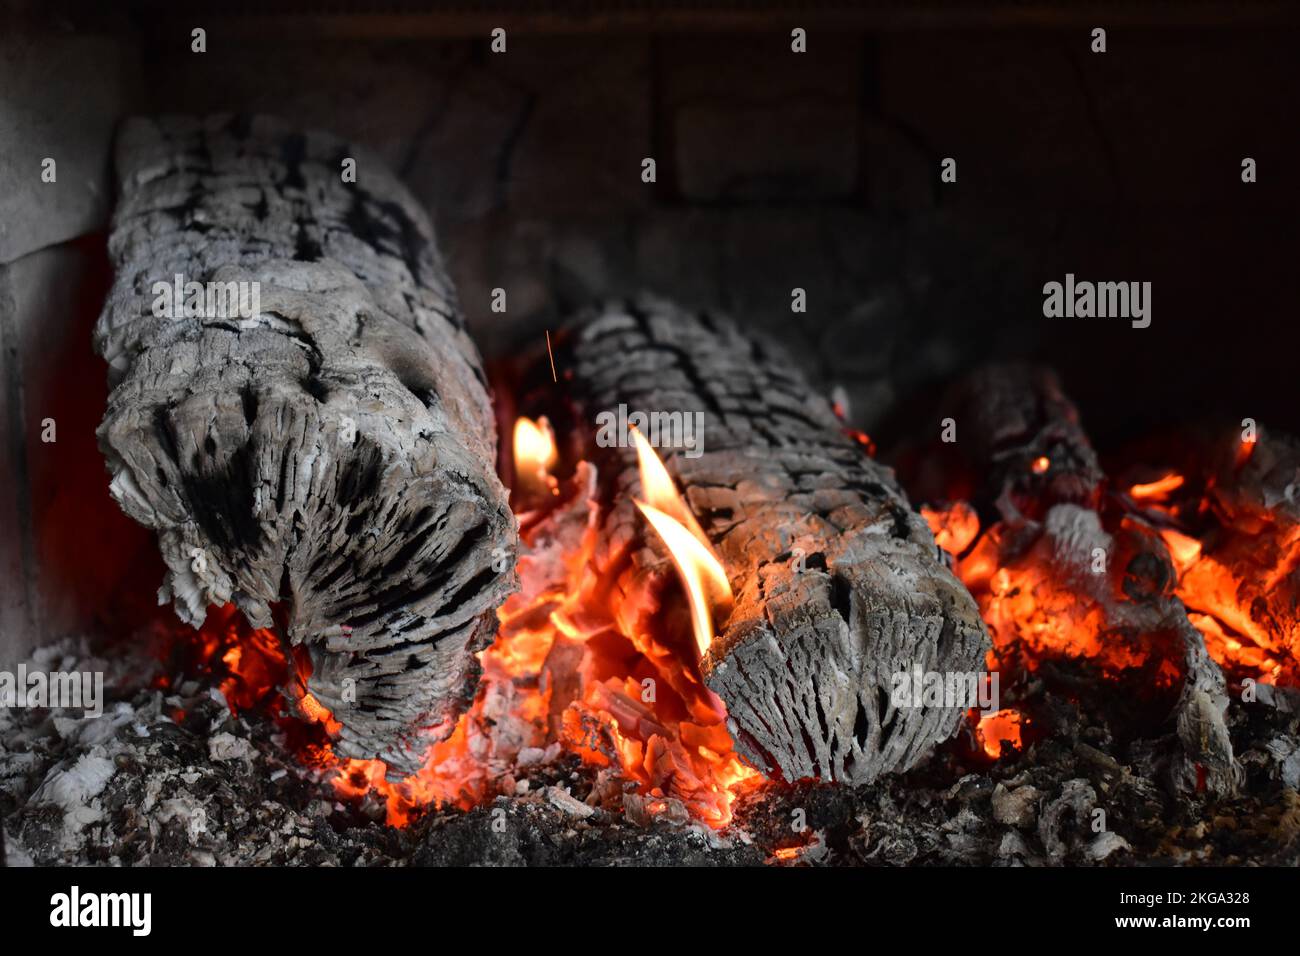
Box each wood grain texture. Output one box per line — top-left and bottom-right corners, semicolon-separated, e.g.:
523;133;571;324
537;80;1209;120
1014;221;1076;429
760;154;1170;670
95;115;517;775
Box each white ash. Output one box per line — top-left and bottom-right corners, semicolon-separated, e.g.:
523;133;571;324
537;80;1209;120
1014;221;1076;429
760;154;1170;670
991;781;1041;828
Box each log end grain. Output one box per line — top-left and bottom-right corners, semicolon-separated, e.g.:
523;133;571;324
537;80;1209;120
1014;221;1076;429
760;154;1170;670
703;519;990;786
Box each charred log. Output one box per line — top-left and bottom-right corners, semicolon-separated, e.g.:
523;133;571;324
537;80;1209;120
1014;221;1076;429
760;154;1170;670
945;363;1104;519
918;363;1236;794
95;115;517;775
533;296;990;787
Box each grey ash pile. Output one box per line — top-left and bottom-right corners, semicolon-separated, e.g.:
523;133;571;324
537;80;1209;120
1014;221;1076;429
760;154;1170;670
3;642;1298;867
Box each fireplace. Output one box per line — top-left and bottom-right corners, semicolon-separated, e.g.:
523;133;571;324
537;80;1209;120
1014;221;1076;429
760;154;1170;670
2;1;1299;874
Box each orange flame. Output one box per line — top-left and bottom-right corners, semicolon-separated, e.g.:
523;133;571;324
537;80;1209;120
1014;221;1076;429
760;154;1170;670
631;427;733;657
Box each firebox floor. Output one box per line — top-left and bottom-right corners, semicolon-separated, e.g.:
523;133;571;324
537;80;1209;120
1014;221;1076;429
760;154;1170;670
2;639;1298;867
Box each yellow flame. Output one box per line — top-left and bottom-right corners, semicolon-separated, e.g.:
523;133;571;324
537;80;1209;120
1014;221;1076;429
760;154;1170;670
635;502;732;657
631;428;710;544
513;416;558;499
515;416;557;472
631;428;732;656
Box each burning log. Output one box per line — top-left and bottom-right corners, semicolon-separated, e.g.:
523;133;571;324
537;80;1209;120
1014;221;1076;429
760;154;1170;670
94;115;517;774
533;296;991;786
919;363;1237;793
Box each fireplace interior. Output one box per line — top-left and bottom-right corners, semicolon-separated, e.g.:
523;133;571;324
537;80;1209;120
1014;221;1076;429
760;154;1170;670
2;1;1299;868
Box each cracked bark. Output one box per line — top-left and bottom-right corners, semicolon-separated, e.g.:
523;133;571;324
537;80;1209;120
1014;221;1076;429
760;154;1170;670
535;295;990;786
95;115;517;776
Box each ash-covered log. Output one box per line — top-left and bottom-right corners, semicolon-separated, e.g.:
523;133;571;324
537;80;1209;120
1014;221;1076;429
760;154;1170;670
95;115;517;775
535;296;990;786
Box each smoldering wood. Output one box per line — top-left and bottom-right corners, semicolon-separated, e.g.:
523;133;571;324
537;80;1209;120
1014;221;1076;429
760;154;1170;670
1010;503;1237;793
95;115;517;775
1195;426;1300;682
540;296;991;787
935;363;1236;793
941;362;1105;519
1115;422;1300;686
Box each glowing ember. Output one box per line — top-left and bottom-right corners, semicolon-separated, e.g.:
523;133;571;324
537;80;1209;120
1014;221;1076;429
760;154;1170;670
1128;471;1185;501
830;399;876;455
1143;431;1298;688
1158;527;1202;573
1159;526;1288;683
942;501;1159;684
299;692;342;735
922;502;980;558
1187;613;1280;681
935;424;1297;707
159;603;294;715
1031;455;1051;475
976;708;1023;758
1235;434;1256;469
967;553;1148;675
